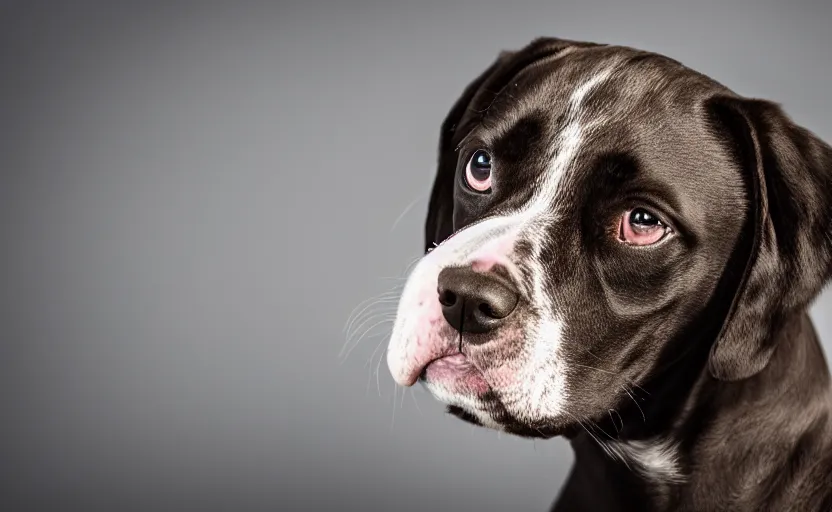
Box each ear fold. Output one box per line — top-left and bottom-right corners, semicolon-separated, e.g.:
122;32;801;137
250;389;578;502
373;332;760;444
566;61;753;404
424;37;596;253
706;95;832;381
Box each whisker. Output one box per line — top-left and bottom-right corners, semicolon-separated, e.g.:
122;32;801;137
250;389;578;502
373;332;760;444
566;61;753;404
609;409;624;434
365;335;390;396
390;381;398;432
401;266;418;280
342;317;395;362
573;356;651;397
628;382;651;397
340;313;396;361
402;256;423;276
409;388;422;415
572;363;616;375
343;290;402;335
389;192;427;234
588;418;616;441
564;411;622;462
344;295;401;339
345;305;398;342
347;304;396;339
364;334;390;368
623;386;646;422
375;339;386;397
569;413;604;449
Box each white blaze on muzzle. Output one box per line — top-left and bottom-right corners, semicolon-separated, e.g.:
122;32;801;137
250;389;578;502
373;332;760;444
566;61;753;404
386;67;618;423
386;214;527;387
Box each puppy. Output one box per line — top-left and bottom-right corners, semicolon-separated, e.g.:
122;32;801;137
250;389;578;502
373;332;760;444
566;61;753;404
386;38;832;511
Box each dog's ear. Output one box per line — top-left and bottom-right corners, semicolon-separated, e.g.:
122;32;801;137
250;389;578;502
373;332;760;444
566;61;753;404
705;94;832;381
424;37;594;253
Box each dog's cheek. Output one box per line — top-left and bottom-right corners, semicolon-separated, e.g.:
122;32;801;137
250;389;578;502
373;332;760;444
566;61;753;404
592;245;688;318
541;261;650;416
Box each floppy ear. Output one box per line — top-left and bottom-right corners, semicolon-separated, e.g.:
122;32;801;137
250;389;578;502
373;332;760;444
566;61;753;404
424;37;595;253
705;94;832;381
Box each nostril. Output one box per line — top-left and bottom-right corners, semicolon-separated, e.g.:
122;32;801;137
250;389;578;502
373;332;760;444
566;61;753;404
478;302;498;319
438;288;458;308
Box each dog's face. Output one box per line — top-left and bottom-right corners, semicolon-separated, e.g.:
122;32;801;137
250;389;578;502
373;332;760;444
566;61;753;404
386;39;832;437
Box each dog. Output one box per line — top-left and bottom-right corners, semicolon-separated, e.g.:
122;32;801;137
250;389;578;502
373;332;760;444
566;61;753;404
385;37;832;511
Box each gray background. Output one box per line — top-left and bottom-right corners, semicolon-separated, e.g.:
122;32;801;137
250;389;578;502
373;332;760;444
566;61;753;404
1;1;830;511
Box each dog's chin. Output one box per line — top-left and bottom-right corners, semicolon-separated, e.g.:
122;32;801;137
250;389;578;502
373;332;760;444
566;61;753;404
419;355;571;439
444;404;572;438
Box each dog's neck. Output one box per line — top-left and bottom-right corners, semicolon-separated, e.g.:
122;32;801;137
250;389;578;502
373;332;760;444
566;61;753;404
558;311;832;511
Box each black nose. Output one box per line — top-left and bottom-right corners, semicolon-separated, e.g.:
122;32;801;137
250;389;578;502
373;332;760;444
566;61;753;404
437;266;520;334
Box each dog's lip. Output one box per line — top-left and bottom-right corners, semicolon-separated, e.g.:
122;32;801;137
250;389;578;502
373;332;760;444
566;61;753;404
419;351;469;378
423;352;472;371
419;352;491;395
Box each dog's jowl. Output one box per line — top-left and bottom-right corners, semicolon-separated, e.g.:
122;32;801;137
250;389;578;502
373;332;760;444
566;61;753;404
386;38;832;511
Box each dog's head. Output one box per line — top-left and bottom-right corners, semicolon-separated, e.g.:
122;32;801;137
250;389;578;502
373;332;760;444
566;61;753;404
386;38;832;437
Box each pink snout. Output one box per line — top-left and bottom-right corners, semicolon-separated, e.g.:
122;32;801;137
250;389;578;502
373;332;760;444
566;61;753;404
388;219;524;387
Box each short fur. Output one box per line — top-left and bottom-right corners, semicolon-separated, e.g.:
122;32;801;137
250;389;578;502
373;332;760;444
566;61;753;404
386;38;832;511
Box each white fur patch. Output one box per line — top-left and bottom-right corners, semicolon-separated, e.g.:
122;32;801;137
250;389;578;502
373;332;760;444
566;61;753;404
601;437;685;484
513;67;616;419
387;67;618;424
520;317;567;420
386;214;528;387
536;66;615;211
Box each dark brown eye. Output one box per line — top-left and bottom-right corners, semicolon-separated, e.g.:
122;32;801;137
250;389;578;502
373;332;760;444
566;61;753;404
618;208;669;246
465;150;492;192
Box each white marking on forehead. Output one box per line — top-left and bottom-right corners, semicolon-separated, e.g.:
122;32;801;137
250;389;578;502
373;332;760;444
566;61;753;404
535;66;616;213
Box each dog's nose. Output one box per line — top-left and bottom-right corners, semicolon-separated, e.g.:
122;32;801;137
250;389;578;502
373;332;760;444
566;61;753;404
437;265;519;334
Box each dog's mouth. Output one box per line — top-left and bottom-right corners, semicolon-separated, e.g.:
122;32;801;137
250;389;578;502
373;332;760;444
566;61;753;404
419;353;491;397
420;353;572;439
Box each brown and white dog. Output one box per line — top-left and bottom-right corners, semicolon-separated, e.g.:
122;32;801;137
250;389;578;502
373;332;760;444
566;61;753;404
385;38;832;511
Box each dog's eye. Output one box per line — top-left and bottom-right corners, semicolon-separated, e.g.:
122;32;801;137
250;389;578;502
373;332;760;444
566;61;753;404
465;150;492;192
618;208;669;246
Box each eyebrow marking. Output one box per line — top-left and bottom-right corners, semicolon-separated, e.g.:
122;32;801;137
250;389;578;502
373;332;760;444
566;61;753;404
542;66;616;210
